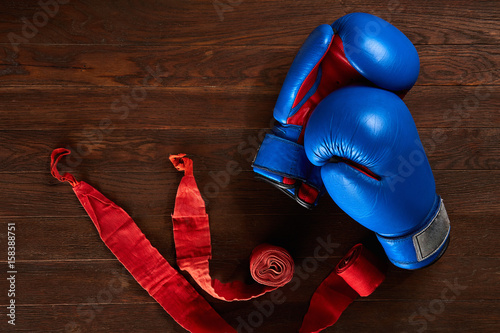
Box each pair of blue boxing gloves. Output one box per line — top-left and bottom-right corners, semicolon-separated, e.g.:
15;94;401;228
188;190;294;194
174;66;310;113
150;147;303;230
253;13;450;270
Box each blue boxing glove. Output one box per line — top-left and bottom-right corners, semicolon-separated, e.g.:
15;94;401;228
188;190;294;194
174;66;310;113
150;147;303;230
252;12;420;209
304;86;450;269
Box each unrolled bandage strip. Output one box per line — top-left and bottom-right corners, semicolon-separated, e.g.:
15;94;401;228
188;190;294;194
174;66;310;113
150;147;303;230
50;148;235;333
50;148;385;332
170;153;294;301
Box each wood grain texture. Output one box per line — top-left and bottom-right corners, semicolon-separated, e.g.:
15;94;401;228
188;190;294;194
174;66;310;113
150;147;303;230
0;0;498;332
0;45;498;87
0;0;498;46
4;300;499;333
0;257;496;306
0;170;498;217
0;86;498;130
0;212;497;261
0;128;498;173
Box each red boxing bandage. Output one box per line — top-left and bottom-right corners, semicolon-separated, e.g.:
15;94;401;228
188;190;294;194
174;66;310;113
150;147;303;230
50;149;235;333
50;148;386;333
170;154;294;301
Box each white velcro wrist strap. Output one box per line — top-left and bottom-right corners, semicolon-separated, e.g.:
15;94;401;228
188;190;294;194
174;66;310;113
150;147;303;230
377;199;451;268
413;200;451;262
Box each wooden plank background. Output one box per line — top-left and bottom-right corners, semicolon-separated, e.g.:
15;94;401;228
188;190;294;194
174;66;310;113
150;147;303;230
0;0;498;332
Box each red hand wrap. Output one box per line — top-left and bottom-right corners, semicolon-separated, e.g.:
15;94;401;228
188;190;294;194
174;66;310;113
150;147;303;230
170;154;293;301
51;148;386;332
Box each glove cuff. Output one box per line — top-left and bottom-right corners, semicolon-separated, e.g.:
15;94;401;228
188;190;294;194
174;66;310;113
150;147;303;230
377;198;451;270
253;133;311;181
252;128;324;208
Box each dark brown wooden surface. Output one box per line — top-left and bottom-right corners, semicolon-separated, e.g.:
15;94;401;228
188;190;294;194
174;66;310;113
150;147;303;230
0;1;498;332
